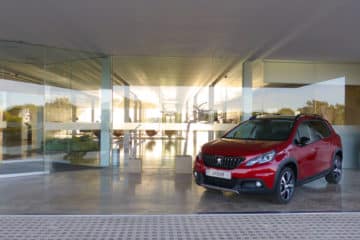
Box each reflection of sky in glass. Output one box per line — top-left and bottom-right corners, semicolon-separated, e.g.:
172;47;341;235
253;77;345;113
1;76;346;124
0;79;44;108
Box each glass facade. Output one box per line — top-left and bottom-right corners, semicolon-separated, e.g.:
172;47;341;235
0;41;104;175
0;41;359;176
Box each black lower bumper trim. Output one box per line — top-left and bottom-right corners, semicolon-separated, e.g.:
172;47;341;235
194;172;273;193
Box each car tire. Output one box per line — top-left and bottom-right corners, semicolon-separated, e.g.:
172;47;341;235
273;167;296;204
325;155;342;184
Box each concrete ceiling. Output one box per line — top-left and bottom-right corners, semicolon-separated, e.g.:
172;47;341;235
0;0;359;87
112;56;239;86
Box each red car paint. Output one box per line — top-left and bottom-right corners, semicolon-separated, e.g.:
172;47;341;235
193;115;342;194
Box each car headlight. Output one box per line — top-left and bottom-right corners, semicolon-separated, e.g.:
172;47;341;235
245;150;276;167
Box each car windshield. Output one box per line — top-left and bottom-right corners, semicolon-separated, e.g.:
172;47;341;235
224;119;294;141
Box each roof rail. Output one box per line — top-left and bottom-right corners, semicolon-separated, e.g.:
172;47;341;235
295;113;323;121
248;113;281;120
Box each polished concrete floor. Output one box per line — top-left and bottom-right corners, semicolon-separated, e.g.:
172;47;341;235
0;168;359;214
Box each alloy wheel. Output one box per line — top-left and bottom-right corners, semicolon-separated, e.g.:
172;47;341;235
332;157;342;181
280;170;295;201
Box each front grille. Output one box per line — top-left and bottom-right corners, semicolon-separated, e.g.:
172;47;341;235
203;176;238;189
203;154;244;169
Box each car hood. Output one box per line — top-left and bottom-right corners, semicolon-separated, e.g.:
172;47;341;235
201;138;285;157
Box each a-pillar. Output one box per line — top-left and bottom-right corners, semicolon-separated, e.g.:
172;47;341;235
100;57;112;167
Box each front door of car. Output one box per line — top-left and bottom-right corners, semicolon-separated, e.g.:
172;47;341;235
307;120;333;172
291;122;319;180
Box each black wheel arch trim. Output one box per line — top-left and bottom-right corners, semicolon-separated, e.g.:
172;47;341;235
273;158;298;191
333;148;343;162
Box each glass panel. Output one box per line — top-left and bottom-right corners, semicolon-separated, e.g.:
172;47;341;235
112;56;242;169
0;42;45;175
0;41;105;174
252;60;359;169
44;58;103;168
253;77;345;123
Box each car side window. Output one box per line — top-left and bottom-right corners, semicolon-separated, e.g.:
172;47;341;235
295;122;311;145
308;120;331;138
295;121;322;145
297;122;311;139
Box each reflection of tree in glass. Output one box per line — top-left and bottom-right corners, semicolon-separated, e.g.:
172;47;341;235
4;104;37;122
277;108;295;116
297;100;344;125
3;104;38;151
45;97;74;122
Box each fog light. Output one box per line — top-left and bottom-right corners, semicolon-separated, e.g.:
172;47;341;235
255;181;262;187
194;171;198;177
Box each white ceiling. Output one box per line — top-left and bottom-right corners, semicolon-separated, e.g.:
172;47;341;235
0;0;359;87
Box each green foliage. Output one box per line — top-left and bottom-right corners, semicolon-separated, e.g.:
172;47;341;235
3;111;22;123
297;100;345;125
45;135;99;153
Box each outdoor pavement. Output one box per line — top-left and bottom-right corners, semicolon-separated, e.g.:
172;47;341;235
0;213;359;239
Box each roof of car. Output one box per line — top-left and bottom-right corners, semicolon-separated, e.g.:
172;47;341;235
252;114;324;121
251;114;295;120
257;115;296;119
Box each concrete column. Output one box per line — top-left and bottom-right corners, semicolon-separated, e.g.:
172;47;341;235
36;107;43;151
138;101;142;123
192;93;198;155
208;85;215;141
100;57;112;167
71;105;77;137
0;92;5;161
123;85;130;122
223;89;228;122
123;84;130;165
242;61;253;121
44;84;51;172
91;98;95;123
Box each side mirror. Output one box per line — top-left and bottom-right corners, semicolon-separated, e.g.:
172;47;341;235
299;136;311;146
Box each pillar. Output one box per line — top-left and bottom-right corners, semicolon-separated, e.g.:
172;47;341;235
242;61;253;121
123;84;130;164
208;85;215;141
100;57;112;167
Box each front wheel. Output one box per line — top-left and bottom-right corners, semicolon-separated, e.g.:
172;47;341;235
273;167;296;204
325;156;342;184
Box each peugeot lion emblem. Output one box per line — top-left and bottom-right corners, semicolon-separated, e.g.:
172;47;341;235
217;158;222;165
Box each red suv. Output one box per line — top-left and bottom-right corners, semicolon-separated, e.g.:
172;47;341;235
193;114;342;203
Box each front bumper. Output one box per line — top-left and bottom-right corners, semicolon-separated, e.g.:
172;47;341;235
194;171;274;193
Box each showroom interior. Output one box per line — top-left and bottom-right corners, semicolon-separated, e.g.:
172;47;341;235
0;0;360;217
0;40;359;176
